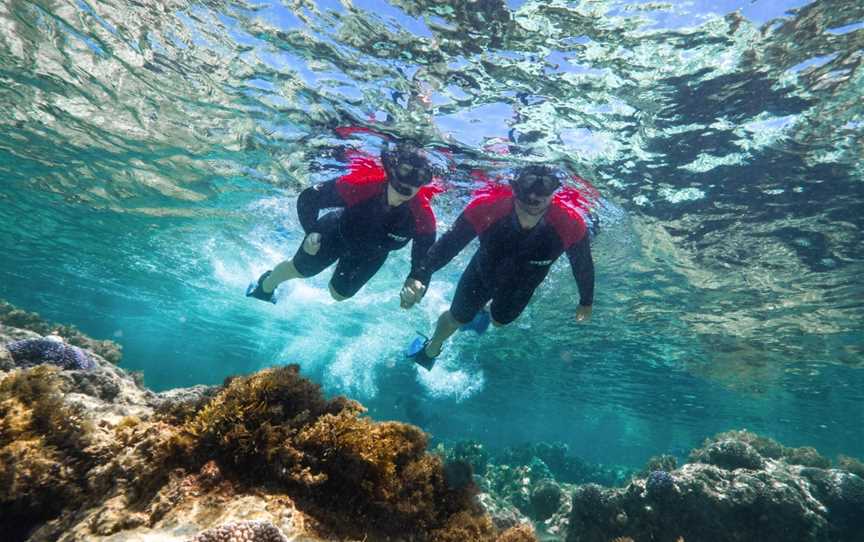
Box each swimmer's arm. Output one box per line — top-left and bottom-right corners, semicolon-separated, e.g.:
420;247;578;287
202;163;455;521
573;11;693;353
401;231;436;308
297;180;345;233
408;231;436;285
409;215;476;287
566;235;594;312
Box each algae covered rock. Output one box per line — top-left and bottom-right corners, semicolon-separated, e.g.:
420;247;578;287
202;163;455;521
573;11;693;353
449;439;490;475
694;429;832;469
689;438;765;470
0;365;97;540
476;491;531;531
190;520;290;542
1;300;122;364
564;431;864;542
530;479;564;521
500;441;629;486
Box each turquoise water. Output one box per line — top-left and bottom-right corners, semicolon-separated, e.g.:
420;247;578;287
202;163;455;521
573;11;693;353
1;0;862;468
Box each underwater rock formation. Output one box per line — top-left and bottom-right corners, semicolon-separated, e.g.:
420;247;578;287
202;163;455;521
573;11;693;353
499;441;631;486
190;520;290;542
4;303;862;542
0;310;538;542
564;431;864;542
0;300;122;364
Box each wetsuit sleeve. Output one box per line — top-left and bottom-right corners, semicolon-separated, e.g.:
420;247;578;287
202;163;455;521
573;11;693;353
566;235;594;306
296;179;345;233
408;231;436;283
410;214;477;286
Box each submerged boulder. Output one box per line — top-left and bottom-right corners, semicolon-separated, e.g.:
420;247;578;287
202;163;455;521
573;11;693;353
689;438;765;470
565;432;864;542
530;479;564;521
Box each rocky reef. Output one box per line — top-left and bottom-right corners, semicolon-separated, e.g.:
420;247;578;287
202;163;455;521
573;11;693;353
440;432;864;542
0;300;122;364
561;430;864;542
2;302;863;542
0;306;537;542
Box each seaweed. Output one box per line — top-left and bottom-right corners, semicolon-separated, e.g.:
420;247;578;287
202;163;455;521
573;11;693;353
428;510;496;542
0;366;95;539
171;364;489;540
496;523;539;542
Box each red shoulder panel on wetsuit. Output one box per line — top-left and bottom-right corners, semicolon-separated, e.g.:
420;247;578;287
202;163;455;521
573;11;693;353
548;187;590;249
464;182;514;234
409;181;443;235
336;152;387;207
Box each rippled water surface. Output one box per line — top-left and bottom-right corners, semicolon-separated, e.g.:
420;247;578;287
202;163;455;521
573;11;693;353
1;0;862;465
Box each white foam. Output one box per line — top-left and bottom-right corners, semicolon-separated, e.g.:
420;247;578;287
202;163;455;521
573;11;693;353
415;348;485;402
205;218;487;403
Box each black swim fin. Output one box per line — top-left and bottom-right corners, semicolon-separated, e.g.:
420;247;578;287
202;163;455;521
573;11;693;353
246;271;276;304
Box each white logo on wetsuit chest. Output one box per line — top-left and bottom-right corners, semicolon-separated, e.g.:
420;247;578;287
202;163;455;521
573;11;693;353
529;259;553;266
388;233;409;242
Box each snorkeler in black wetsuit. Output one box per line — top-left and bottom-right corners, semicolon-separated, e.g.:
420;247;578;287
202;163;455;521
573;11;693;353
246;143;438;304
402;165;596;369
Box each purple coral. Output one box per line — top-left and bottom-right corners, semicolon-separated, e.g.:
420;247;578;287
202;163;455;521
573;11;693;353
189;520;289;542
646;470;676;497
6;337;94;370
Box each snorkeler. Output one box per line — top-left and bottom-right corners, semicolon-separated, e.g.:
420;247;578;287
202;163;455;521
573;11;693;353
402;165;596;370
246;143;439;304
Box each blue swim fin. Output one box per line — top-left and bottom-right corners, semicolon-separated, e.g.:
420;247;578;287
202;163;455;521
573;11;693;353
406;334;437;371
246;271;276;304
460;309;490;335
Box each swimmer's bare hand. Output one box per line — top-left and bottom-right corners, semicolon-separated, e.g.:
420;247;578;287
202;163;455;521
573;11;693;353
400;279;426;309
303;233;321;255
575;305;593;322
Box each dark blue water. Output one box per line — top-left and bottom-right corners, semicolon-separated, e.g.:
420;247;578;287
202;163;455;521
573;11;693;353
1;0;862;468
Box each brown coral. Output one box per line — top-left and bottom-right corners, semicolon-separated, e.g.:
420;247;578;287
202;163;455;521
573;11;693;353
168;365;487;540
175;365;361;480
0;358;513;541
496;523;538;542
295;410;475;535
429;510;497;542
0;366;95;538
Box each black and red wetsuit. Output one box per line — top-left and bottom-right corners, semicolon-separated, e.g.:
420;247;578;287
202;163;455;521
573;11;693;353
412;183;594;324
292;154;437;298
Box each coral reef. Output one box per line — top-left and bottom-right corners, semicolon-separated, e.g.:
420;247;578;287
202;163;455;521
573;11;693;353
4;302;863;542
691;429;831;468
499;441;630;486
837;455;864;478
1;306;536;542
7;337;95;370
476;491;532;531
530;479;564;521
641;454;677;475
1;300;122;363
174;366;507;539
190;520;290;542
0;366;96;540
446;439;490;476
564;430;864;542
496;523;540;542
